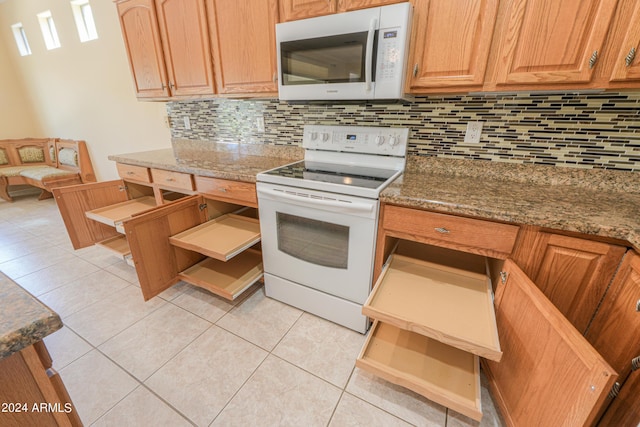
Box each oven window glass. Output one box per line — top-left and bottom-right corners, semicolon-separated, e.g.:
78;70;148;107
276;212;349;269
280;31;377;85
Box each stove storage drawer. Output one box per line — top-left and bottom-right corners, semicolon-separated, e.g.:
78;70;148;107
195;176;257;207
382;205;519;259
117;163;152;183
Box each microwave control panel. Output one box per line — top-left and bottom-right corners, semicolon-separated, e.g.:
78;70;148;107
377;28;402;81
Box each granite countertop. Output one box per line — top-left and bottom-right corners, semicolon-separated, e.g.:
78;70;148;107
0;272;62;360
108;140;303;183
383;157;640;250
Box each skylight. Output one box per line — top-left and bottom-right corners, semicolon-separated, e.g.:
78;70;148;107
37;10;61;50
11;23;32;56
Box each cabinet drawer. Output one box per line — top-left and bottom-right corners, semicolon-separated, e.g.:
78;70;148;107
195;176;257;206
383;205;519;258
151;169;194;191
117;163;151;183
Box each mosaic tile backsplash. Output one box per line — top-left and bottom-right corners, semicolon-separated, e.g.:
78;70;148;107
167;92;640;171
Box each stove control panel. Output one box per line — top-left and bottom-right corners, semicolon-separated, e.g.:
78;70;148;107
303;125;409;157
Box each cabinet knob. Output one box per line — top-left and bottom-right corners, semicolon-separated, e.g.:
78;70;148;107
413;63;419;77
589;50;598;69
626;47;637;67
636;299;640;312
219;187;227;192
434;227;450;234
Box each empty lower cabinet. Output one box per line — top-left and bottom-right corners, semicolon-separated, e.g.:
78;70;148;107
123;195;263;301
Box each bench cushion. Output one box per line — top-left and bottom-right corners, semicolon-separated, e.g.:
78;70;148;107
17;146;45;163
0;166;40;177
58;147;78;167
19;166;77;181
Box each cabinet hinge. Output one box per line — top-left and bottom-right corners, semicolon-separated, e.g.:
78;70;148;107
635;299;640;312
608;382;621;399
412;63;419;77
626;47;637;67
500;271;508;284
198;203;207;211
118;185;128;192
589;50;598;69
632;356;640;371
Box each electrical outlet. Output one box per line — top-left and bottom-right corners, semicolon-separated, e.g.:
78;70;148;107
464;121;483;143
183;116;191;130
256;116;265;133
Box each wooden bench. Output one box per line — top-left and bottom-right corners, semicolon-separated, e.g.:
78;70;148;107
0;138;96;202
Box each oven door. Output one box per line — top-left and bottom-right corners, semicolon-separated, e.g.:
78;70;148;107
257;183;378;304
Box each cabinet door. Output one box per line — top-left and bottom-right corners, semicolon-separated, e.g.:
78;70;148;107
208;0;279;94
406;0;499;91
116;0;170;98
123;195;206;301
494;0;618;86
52;180;129;250
279;0;337;21
609;0;640;82
599;367;640;426
484;259;616;427
527;233;626;334
155;0;215;96
586;251;640;381
338;0;405;11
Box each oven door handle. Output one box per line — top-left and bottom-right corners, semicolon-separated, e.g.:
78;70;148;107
258;187;375;215
365;17;377;92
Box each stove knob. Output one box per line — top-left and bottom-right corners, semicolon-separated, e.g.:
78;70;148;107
322;132;330;142
389;136;399;147
375;135;385;145
310;132;318;141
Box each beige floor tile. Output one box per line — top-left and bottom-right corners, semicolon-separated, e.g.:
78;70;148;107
73;244;123;268
99;303;211;380
0;244;77;280
42;326;92;370
211;355;341;427
14;256;100;296
346;368;447;426
217;289;302;351
92;386;191;427
64;285;166;346
38;270;131;318
273;312;366;388
329;393;413;427
146;325;267;426
156;280;190;301
446;371;505;427
59;349;139;426
104;260;140;283
171;284;236;323
0;235;56;264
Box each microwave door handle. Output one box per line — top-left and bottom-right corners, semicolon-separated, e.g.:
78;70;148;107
365;18;377;91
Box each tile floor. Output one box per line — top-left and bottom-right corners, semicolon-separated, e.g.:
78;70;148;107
1;192;505;427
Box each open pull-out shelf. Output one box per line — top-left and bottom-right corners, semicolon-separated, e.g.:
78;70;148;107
85;196;157;233
363;244;502;362
96;235;134;267
169;214;261;261
178;248;263;300
357;321;482;421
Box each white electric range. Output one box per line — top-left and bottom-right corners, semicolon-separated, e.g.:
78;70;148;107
256;125;409;333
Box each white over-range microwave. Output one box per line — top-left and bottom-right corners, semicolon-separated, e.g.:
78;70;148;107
276;3;413;101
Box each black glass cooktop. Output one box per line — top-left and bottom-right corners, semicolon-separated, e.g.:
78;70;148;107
263;160;397;189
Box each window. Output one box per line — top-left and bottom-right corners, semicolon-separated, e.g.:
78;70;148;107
70;0;98;42
11;23;32;56
37;10;61;50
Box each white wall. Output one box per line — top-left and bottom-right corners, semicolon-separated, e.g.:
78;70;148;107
0;0;171;180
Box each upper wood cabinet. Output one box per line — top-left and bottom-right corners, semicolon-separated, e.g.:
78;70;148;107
116;0;215;98
492;0;619;87
608;0;640;83
278;0;405;21
279;0;338;21
406;0;499;92
522;232;626;334
207;0;279;95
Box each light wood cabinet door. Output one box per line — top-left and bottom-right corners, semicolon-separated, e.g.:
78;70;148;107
52;180;130;250
484;259;616;427
586;251;640;381
155;0;215;96
338;0;405;11
116;0;170;98
406;0;499;92
208;0;279;94
124;195;207;300
279;0;337;21
599;368;640;426
526;232;626;334
493;0;618;86
609;0;640;83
